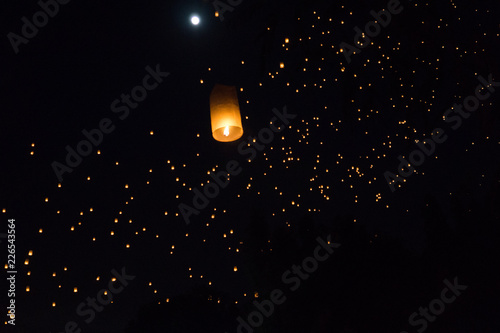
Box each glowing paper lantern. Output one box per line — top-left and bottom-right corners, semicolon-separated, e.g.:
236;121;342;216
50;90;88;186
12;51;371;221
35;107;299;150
210;84;243;142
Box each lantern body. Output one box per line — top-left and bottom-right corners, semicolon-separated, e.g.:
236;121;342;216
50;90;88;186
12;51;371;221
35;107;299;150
210;84;243;142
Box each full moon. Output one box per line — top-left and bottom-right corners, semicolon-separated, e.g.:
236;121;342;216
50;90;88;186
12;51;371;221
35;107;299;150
191;16;200;25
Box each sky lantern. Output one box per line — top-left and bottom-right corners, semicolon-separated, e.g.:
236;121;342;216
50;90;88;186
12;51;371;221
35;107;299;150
210;84;243;142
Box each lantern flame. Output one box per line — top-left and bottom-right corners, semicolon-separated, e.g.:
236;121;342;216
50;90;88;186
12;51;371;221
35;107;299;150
223;126;230;137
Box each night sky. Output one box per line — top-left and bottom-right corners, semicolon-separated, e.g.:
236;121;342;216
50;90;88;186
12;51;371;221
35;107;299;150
1;0;500;332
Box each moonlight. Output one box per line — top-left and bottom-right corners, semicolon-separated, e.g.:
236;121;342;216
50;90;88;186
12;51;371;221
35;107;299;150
191;15;200;25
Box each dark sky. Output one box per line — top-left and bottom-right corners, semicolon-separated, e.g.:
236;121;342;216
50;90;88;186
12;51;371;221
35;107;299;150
1;0;499;332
